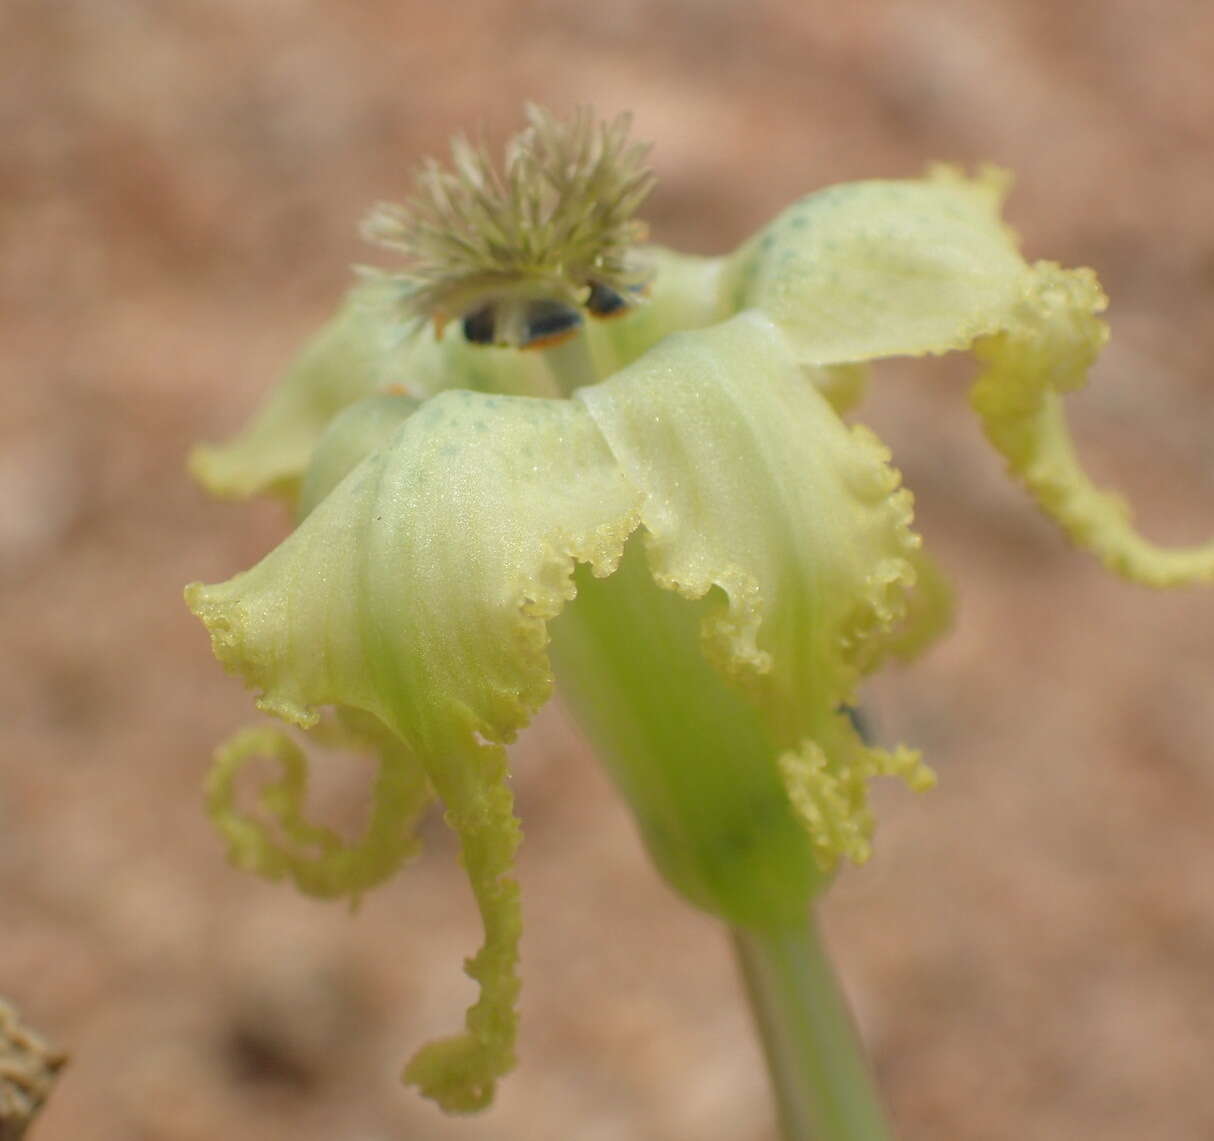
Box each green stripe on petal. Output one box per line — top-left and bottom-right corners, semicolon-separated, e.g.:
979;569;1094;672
186;390;642;1111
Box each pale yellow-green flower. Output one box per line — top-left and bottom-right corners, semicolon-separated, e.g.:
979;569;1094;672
186;111;1212;1114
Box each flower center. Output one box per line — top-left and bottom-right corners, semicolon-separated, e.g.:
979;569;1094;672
362;105;657;350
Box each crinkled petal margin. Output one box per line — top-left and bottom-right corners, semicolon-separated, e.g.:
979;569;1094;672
187;391;642;1111
577;312;934;885
581;311;923;735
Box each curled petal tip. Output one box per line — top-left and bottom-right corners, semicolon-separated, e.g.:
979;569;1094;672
971;262;1214;587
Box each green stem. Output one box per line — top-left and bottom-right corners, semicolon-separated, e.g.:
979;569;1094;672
732;915;894;1141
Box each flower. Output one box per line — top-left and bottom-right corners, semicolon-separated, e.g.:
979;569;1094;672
185;109;1213;1113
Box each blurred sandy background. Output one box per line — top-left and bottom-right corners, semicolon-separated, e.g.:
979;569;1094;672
2;1;1213;1138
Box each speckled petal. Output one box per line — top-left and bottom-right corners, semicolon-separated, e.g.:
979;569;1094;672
726;166;1028;365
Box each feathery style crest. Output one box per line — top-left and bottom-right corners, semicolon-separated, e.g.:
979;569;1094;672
362;105;657;348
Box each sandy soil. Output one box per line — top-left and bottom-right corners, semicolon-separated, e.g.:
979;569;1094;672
2;1;1212;1138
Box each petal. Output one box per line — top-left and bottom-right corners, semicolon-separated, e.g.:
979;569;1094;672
580;311;922;728
400;734;521;1112
882;545;956;665
186;391;642;1110
778;712;935;871
569;312;932;901
726;166;1030;365
189;286;404;502
590;246;871;412
189;284;553;504
297;392;420;520
971;262;1214;585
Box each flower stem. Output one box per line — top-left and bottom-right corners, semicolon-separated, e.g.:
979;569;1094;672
732;914;893;1141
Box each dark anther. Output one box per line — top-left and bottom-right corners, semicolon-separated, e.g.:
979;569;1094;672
585;281;629;318
520;299;583;348
462;305;497;345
